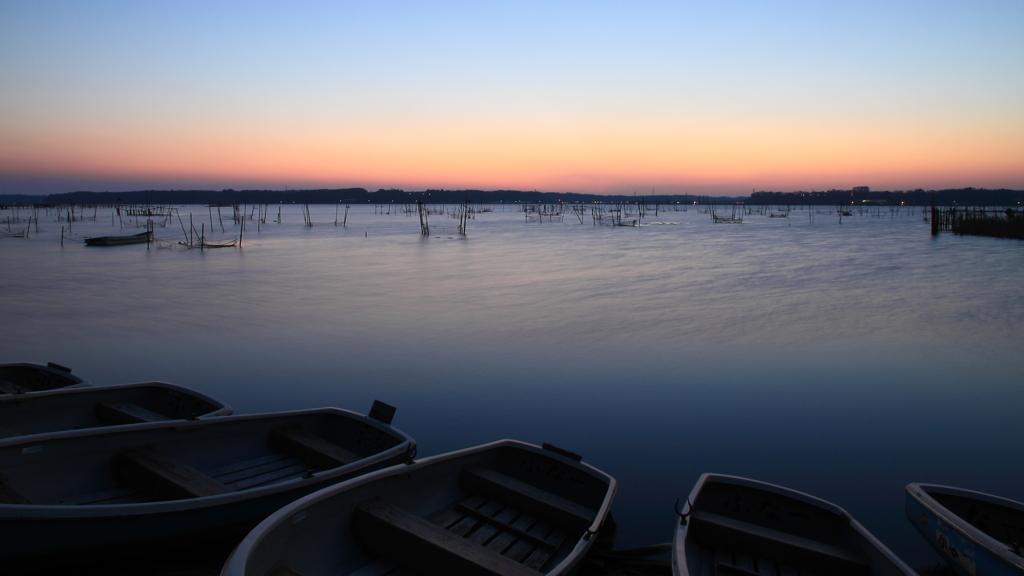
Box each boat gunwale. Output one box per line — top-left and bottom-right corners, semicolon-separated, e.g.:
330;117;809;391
906;482;1024;570
673;473;916;576
220;438;618;576
0;407;415;518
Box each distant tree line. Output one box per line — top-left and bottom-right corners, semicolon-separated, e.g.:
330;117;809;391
8;189;730;206
749;188;1024;206
2;187;1022;206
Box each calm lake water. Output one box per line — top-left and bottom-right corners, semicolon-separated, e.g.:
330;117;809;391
2;202;1023;568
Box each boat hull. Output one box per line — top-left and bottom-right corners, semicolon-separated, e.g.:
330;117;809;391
0;408;415;568
673;474;916;576
84;231;152;246
221;440;617;576
0;381;232;441
906;483;1024;576
0;362;90;395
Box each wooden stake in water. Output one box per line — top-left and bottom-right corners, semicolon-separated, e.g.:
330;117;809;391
61;226;64;246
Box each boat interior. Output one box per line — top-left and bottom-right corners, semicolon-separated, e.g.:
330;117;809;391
930;490;1024;553
0;415;399;507
686;481;871;576
0;385;226;439
259;448;608;576
0;364;81;395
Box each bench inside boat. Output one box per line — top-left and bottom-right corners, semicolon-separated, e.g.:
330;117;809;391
338;462;598;576
0;413;399;507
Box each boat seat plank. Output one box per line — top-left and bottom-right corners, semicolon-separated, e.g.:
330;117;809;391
215;456;305;485
432;508;468;529
353;499;543;576
206;453;296;479
95;400;172;425
114;446;234;500
493;505;522;525
692;511;869;576
269;426;360;470
467;523;502;546
461;464;597;530
450;515;481;537
511;513;538;534
527;519;565;548
475;499;506;519
522;547;552;571
486;532;518;555
0;473;31;504
502;539;535;562
224;462;308;491
456;500;564;549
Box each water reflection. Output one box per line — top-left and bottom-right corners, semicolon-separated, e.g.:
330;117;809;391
2;204;1022;567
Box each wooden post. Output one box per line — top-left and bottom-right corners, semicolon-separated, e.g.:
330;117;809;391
931;199;938;236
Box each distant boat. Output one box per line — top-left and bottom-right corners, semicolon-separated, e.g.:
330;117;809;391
0;362;90;395
0;406;415;569
0;381;232;441
673;474;917;576
221;440;617;576
906;483;1024;575
84;230;152;246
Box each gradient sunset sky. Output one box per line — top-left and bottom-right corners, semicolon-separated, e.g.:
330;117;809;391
2;1;1022;195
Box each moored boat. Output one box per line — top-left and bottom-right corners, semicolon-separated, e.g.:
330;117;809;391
0;362;90;395
0;381;232;441
673;474;916;576
221;440;617;576
906;483;1024;575
0;405;415;568
84;230;152;246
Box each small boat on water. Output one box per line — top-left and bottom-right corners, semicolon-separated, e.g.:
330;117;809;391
673;474;916;576
0;405;415;569
906;483;1024;575
84;230;152;246
221;440;617;576
0;362;90;395
0;381;232;441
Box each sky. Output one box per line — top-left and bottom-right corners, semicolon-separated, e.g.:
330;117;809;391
1;1;1022;195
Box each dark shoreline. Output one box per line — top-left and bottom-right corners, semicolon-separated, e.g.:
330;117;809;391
4;186;1024;208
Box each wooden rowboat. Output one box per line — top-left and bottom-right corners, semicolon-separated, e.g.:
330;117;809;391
84;230;152;246
906;483;1024;575
221;440;617;576
0;406;415;569
673;474;916;576
0;381;232;441
0;362;90;395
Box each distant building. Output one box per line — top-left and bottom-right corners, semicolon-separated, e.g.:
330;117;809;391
853;186;870;193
